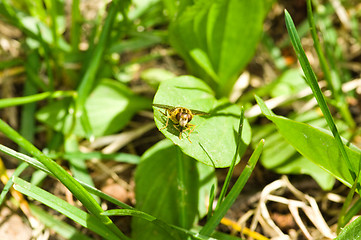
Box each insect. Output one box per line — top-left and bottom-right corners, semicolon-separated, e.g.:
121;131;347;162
153;104;209;142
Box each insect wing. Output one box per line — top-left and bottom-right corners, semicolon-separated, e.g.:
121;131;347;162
152;104;176;111
153;103;209;116
189;109;209;116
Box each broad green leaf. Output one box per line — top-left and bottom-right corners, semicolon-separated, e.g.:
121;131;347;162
256;96;361;189
153;76;251;168
336;216;361;240
84;79;151;135
252;110;341;190
169;0;265;97
132;140;216;240
36;79;151;137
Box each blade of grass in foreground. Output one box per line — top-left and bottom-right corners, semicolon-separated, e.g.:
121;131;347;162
0;91;75;109
0;162;28;206
200;139;264;236
306;0;354;128
0;143;132;210
103;209;217;240
284;10;353;178
30;204;92;240
13;177;119;240
284;10;359;231
216;107;245;210
0;120;127;239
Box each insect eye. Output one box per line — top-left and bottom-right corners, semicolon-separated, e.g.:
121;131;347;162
187;113;192;121
176;112;182;120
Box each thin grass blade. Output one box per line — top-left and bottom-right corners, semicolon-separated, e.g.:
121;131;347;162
200;139;264;235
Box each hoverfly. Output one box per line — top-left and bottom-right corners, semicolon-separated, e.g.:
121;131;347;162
153;104;209;142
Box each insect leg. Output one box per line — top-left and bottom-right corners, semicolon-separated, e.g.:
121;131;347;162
183;124;195;143
160;116;170;130
187;124;196;134
171;125;182;139
157;109;168;116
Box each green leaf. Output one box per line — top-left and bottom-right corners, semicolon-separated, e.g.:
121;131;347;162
252;110;342;190
153;76;251;168
169;0;265;97
132;140;216;240
36;79;151;137
256;95;361;189
336;216;361;239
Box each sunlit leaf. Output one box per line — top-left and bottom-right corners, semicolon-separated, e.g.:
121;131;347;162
153;76;251;168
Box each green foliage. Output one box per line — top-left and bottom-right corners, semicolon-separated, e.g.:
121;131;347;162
256;96;361;190
252;109;354;190
335;216;361;240
132;140;216;239
30;204;93;240
36;79;151;137
3;0;360;238
270;69;309;98
13;177;122;240
153;76;251;167
169;0;265;97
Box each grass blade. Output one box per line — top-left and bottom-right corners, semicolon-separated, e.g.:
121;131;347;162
13;177;121;240
65;135;100;203
104;209;216;240
74;0;122;139
30;204;92;240
71;0;81;51
0;143;133;210
0;162;28;206
306;0;354;128
216;107;245;209
0;91;75;109
200;139;264;236
284;10;354;178
0;120;127;239
285;10;359;231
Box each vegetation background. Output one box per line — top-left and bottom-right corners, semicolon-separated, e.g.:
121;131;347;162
0;0;361;239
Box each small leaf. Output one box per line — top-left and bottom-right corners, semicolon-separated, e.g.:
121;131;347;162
153;76;251;168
